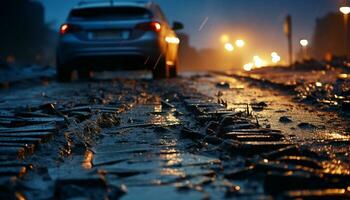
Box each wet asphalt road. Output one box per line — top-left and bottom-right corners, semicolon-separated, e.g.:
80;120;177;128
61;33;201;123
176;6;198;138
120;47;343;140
0;71;349;199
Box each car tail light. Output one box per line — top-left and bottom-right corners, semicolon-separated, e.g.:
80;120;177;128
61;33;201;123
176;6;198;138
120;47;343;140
60;24;80;35
136;21;162;32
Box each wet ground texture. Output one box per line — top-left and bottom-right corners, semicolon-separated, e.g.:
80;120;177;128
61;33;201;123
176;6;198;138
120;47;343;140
226;61;350;116
0;72;349;199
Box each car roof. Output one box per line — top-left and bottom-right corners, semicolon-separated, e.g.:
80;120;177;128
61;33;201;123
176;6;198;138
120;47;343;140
75;1;154;9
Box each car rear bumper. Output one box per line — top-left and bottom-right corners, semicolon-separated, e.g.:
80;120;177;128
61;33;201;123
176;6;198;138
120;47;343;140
57;36;163;70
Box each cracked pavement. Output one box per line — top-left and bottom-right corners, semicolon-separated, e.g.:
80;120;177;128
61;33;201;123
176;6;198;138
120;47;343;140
0;72;349;199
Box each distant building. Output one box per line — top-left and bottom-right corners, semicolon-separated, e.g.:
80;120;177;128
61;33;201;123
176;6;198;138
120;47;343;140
311;13;348;60
0;0;56;65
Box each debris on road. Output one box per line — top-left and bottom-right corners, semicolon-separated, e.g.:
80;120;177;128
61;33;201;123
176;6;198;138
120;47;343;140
0;73;349;199
279;116;293;123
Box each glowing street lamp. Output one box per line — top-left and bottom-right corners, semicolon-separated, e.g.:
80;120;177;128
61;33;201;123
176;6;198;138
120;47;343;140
300;39;309;59
224;43;234;52
340;7;350;15
300;39;309;47
221;34;230;43
271;52;281;64
243;63;254;71
235;39;245;48
340;6;350;55
253;55;266;68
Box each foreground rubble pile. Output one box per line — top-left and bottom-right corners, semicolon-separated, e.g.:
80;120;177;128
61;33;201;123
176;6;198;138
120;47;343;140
229;62;350;114
178;88;350;199
0;75;349;199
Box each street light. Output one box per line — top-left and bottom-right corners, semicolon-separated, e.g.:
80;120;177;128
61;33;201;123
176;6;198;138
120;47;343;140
300;39;309;47
253;55;266;68
300;39;309;59
243;63;253;71
340;7;350;15
235;39;245;48
340;6;350;55
224;43;234;52
221;34;230;43
271;52;281;64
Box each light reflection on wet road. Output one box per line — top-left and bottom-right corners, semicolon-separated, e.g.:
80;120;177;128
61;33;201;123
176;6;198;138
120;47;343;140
193;74;349;142
0;71;349;199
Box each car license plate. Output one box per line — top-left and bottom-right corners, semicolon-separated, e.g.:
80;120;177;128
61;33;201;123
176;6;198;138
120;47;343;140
92;30;129;40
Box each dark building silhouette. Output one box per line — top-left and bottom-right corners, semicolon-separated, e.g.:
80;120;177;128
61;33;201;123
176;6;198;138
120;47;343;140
0;0;56;64
311;12;349;60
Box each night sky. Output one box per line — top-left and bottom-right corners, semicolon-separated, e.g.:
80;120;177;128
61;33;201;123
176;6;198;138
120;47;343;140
39;0;347;60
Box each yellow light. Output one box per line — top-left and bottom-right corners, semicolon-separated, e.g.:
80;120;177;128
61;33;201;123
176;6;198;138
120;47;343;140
243;63;254;71
235;39;245;47
271;52;281;64
316;82;323;87
165;36;180;44
221;34;230;43
253;55;266;68
340;6;350;15
224;43;234;52
300;39;309;47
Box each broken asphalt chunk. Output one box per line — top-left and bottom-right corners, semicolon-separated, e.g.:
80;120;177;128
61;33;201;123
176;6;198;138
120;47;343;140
225;166;256;180
0;131;54;139
54;175;109;200
181;127;205;140
0;147;25;158
298;122;318;130
0;117;64;127
0;166;27;177
277;156;323;170
203;135;223;145
279;116;293;123
223;140;292;156
0;137;41;144
261;145;303;159
264;171;349;194
251;102;268;111
98;168;148;178
0;123;57;133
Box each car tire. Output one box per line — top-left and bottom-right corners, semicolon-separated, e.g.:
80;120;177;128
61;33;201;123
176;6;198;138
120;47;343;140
169;60;178;78
152;57;168;80
57;65;73;82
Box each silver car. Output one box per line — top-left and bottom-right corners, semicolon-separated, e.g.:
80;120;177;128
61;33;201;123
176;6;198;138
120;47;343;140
56;1;183;81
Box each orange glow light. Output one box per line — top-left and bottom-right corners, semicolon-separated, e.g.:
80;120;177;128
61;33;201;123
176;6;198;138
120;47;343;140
60;24;69;35
243;63;253;71
224;43;234;52
221;34;230;43
235;39;245;47
152;22;162;32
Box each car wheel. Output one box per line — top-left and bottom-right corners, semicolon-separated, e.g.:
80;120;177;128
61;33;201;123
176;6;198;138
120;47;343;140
57;65;73;82
152;57;168;80
78;69;93;81
169;60;178;78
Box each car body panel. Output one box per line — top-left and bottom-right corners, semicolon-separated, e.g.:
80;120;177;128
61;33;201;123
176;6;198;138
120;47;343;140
57;1;179;71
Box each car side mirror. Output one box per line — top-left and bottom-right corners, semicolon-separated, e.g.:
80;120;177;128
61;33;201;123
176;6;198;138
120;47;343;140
173;21;184;30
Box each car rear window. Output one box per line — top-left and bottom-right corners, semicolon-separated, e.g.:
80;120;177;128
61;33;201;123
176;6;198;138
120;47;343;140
69;7;152;21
